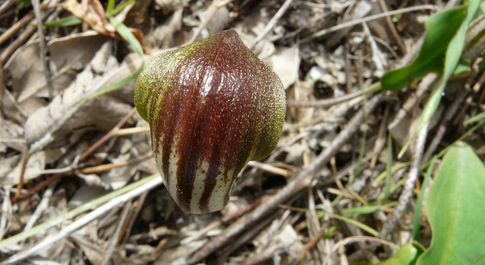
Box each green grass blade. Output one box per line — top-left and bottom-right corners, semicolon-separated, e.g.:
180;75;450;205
412;156;435;241
382;133;393;201
108;15;143;56
83;64;143;100
42;16;82;27
112;0;135;15
344;202;397;216
79;15;145;103
464;111;485;125
106;0;116;15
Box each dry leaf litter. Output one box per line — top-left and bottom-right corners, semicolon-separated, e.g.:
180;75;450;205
0;0;484;265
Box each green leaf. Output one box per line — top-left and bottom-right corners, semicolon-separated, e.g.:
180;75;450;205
412;156;435;241
382;133;393;202
381;5;468;91
465;111;485;125
417;142;485;265
378;242;424;265
453;59;471;76
108;15;144;56
78;15;144;103
42;16;82;27
352;242;424;265
81;65;143;101
397;0;480;157
381;65;414;92
106;0;116;15
344;202;397;216
112;0;135;15
16;0;31;9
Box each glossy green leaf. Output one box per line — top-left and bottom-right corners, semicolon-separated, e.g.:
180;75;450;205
417;142;485;265
381;6;467;91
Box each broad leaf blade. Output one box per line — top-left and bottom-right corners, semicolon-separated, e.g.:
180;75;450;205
417;142;485;265
397;0;480;157
381;6;467;91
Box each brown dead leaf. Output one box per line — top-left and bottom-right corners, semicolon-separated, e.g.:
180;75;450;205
6;31;107;103
59;0;146;51
60;0;114;35
23;43;132;152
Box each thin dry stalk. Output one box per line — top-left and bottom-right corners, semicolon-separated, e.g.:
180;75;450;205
380;121;429;239
188;0;231;44
377;0;405;55
249;0;293;50
303;5;436;42
32;0;54;97
4;177;164;264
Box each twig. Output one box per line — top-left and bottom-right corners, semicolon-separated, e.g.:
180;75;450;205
215;212;277;264
76;152;153;175
370;105;389;169
0;0;52;65
112;126;149;136
380;121;429;239
3;176;163;264
32;0;54;97
302;5;436;42
388;74;437;150
120;191;148;244
187;92;384;264
247;161;289;177
377;0;405;55
21;182;55;238
189;0;231;44
422;89;468;163
0;174;160;249
295;223;327;265
99;202;132;265
0;190;12;240
287;81;382;108
0;0;21;15
249;0;293;50
0;11;35;46
0;23;37;65
331;235;399;254
14;152;31;199
242;245;285;265
13;98;135;203
79;108;137;161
